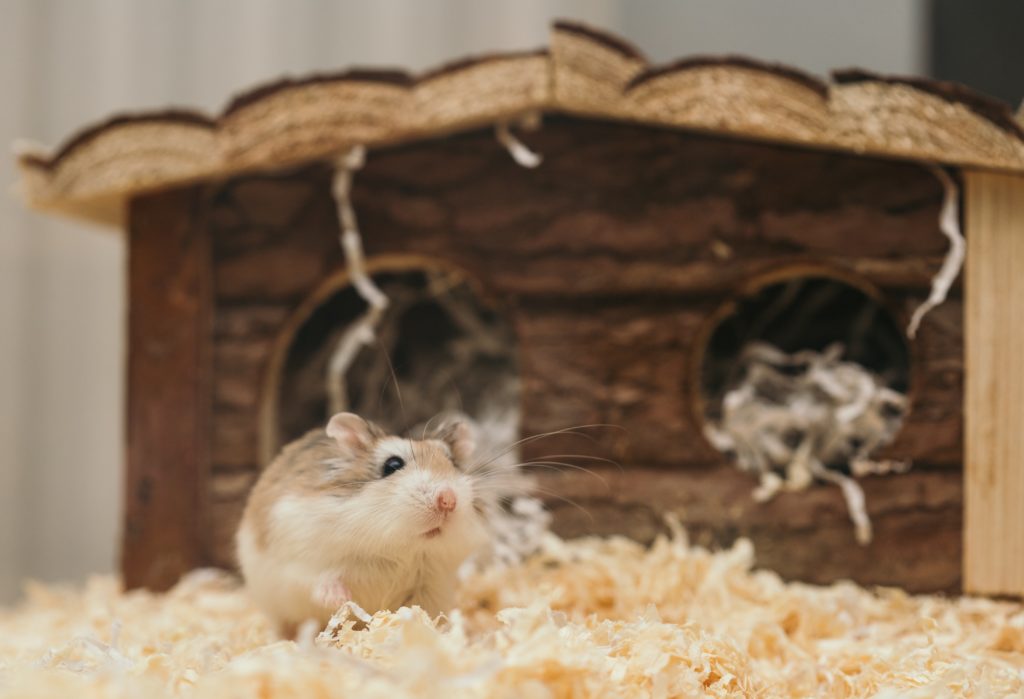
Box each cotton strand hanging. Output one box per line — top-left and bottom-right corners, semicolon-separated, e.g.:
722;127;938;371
325;145;390;415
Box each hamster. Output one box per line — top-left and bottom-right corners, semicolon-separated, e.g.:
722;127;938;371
236;412;491;635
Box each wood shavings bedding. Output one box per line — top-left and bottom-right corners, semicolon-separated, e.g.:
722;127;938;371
1;531;1021;698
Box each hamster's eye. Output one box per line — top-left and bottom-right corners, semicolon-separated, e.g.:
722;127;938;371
382;456;405;478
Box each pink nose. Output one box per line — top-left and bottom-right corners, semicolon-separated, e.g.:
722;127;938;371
435;487;457;513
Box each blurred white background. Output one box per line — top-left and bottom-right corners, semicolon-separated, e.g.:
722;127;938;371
0;0;927;602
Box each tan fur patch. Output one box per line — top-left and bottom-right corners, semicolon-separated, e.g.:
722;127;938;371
242;429;364;549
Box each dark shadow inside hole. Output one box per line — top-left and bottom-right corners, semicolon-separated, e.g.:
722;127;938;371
701;277;910;424
277;269;519;447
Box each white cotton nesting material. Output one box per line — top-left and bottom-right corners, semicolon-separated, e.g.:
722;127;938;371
495;115;543;168
704;342;909;544
906;166;964;339
1;530;1023;698
326;145;391;415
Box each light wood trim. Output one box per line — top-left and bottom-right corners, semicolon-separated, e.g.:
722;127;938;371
964;169;1024;596
17;22;1024;228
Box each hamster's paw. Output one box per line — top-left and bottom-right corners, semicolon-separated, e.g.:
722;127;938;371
314;575;351;610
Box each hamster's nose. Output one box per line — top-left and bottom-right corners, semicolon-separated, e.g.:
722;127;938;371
435;487;457;513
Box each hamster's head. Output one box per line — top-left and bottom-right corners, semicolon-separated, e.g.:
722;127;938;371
287;412;488;562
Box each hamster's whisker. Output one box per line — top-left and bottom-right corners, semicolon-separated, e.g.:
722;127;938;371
502;424;621;450
530;453;623;470
467;424;622;473
496;453;623;478
521;485;594;522
408;438;419;466
504;461;610;486
374;335;407;426
419;413;443;441
482;459;600;477
468;478;525;491
467;452;616;475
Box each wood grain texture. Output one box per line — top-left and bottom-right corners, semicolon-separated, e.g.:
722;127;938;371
196;120;963;589
536;466;963;593
20;21;1024;228
964;170;1024;597
124;186;211;590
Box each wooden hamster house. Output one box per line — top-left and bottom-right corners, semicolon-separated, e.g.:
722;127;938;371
16;22;1024;598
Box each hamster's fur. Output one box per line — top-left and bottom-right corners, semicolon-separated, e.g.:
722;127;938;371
236;412;489;634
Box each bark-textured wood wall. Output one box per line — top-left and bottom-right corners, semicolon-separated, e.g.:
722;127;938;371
126;187;212;590
162;116;962;592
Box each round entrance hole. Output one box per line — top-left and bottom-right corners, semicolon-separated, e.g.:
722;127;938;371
264;264;518;460
698;274;910;476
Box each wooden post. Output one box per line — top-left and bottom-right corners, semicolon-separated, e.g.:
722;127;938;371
964;170;1024;597
124;186;211;590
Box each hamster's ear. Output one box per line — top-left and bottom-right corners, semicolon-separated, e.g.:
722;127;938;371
326;412;377;454
438;419;476;465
